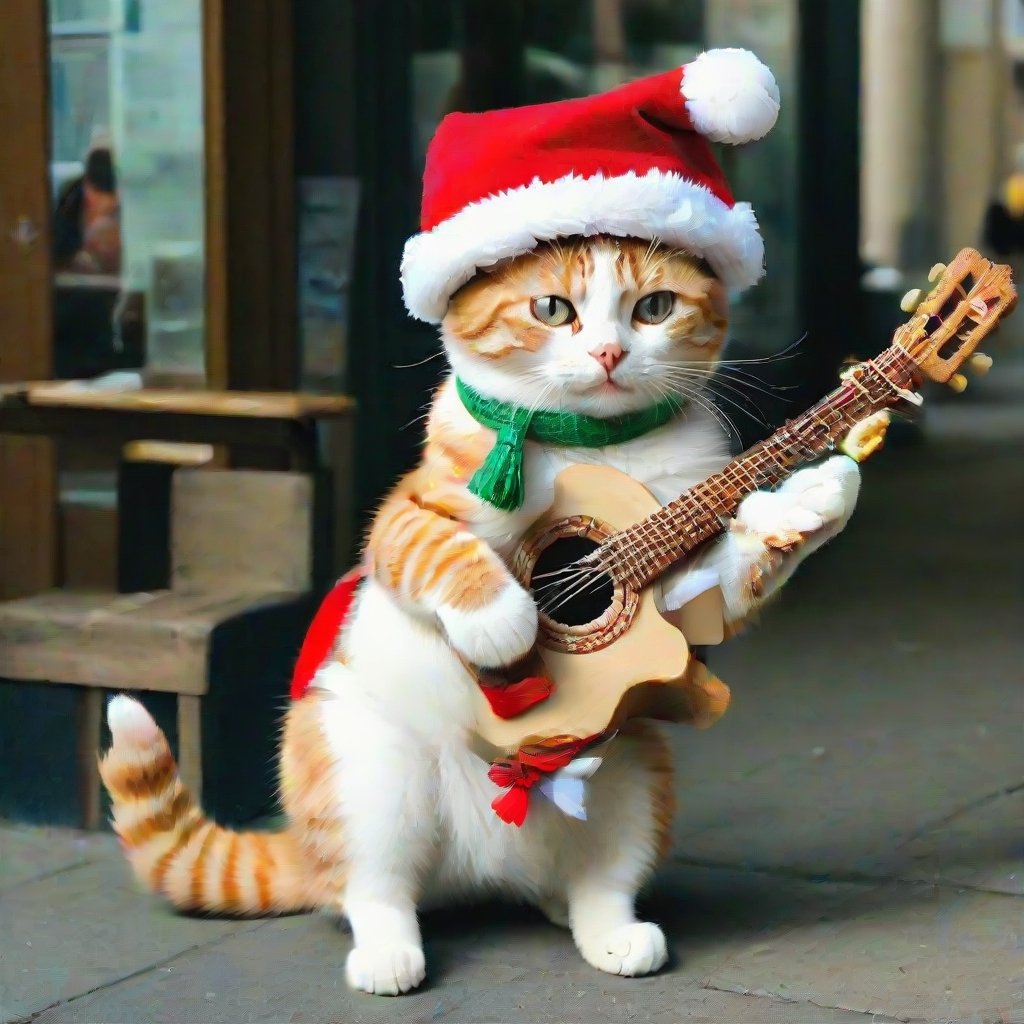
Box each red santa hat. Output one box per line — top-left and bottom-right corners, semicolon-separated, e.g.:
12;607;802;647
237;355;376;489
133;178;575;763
401;48;780;324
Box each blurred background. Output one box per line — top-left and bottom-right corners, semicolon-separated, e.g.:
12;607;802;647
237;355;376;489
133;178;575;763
0;0;1022;827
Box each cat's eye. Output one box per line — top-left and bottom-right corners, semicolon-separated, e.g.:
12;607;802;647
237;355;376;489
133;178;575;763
633;291;675;325
530;295;576;327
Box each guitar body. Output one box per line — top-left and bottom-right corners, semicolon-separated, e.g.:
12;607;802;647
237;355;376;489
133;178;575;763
468;464;724;761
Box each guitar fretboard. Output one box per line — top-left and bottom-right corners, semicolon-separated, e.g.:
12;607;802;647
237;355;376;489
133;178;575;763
599;345;919;590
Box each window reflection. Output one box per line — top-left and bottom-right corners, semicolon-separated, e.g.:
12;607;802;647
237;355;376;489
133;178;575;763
48;0;205;386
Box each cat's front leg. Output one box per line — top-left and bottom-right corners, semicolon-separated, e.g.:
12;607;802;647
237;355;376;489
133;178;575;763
317;665;435;996
368;492;537;669
557;726;673;978
695;454;861;622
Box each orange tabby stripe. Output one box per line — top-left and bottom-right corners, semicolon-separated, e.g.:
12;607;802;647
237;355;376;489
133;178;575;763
106;749;177;800
250;834;274;912
369;480;508;615
150;808;204;892
189;821;219;909
120;788;192;847
221;832;241;911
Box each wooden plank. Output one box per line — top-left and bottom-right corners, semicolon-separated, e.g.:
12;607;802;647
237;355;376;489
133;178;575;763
0;0;56;600
0;404;320;468
22;384;355;418
0;587;301;695
172;470;313;592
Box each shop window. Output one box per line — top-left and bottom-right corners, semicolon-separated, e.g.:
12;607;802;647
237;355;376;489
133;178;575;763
50;0;206;388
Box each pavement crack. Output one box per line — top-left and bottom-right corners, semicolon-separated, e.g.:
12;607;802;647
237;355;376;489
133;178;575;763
897;778;1024;847
667;853;1024;899
9;919;274;1024
669;853;891;886
0;859;94;897
697;979;908;1022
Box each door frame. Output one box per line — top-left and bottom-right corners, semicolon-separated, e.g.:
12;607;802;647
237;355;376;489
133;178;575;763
0;0;56;599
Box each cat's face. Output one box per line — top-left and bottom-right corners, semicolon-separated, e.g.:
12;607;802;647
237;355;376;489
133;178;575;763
442;235;728;417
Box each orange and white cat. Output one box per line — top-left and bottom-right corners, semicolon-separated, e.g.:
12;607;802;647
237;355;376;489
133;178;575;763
100;236;859;996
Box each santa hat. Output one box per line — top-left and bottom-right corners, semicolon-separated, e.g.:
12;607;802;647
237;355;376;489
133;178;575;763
401;48;780;324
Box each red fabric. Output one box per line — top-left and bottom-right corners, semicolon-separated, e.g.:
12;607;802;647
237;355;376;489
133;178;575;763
420;69;733;233
487;735;602;827
290;568;366;700
479;675;553;719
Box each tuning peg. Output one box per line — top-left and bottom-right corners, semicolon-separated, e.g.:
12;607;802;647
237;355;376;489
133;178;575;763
948;373;969;393
928;262;947;283
969;352;993;374
900;287;924;312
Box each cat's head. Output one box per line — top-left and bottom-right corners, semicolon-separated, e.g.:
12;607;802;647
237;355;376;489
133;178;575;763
441;235;728;417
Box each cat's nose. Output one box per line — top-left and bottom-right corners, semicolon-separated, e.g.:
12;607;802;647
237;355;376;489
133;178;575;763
590;342;624;373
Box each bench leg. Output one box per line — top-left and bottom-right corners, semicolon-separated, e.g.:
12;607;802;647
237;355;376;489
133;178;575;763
76;688;104;831
177;695;202;802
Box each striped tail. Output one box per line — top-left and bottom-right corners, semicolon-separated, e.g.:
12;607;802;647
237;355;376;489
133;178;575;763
99;695;312;916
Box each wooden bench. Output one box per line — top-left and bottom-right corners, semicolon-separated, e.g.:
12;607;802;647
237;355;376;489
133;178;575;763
0;467;320;829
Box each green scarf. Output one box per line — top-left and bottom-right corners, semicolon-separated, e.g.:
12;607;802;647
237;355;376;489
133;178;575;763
455;377;682;512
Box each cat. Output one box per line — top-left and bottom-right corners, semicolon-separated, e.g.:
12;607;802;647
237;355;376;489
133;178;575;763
100;234;860;996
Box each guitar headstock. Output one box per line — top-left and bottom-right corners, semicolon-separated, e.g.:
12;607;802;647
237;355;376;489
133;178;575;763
894;248;1017;386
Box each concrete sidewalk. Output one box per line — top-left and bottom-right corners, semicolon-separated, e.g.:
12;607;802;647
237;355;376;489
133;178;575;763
2;435;1022;1024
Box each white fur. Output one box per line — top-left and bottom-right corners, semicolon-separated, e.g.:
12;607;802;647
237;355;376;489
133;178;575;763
401;169;764;323
438;581;538;669
314;246;860;995
682;49;780;145
107;694;160;747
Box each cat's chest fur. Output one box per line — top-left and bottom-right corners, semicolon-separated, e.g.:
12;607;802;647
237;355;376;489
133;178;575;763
432;382;731;554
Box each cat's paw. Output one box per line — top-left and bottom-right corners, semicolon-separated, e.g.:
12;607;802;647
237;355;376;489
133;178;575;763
737;456;860;549
345;943;426;996
438;583;538;668
577;921;668;977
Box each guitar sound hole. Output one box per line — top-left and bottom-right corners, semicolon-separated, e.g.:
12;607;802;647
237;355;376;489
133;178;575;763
531;536;615;628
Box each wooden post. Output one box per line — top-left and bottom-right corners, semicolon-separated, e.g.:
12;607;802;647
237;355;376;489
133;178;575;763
0;0;56;600
177;695;203;801
77;688;104;830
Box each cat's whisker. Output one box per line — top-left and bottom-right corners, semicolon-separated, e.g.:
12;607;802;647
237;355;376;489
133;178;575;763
654;368;771;431
646;375;743;443
393;351;445;370
667;359;791;397
716;334;808;367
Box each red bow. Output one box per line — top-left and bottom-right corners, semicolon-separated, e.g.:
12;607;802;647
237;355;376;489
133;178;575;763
478;675;553;718
487;735;601;827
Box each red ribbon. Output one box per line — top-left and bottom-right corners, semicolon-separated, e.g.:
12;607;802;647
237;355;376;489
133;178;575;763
487;735;602;827
478;675;553;718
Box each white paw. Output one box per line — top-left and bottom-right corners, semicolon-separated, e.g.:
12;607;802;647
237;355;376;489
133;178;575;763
438;583;538;669
345;943;426;996
577;922;668;977
737;456;860;545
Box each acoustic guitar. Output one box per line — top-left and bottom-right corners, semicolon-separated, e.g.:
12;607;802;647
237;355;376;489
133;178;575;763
465;248;1017;765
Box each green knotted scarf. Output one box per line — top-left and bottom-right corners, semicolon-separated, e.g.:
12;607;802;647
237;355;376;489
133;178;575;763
454;377;682;512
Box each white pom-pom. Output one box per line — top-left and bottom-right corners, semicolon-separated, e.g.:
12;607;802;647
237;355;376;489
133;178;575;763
682;48;780;145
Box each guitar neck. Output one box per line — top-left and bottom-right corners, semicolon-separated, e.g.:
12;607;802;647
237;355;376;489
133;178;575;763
601;345;920;590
